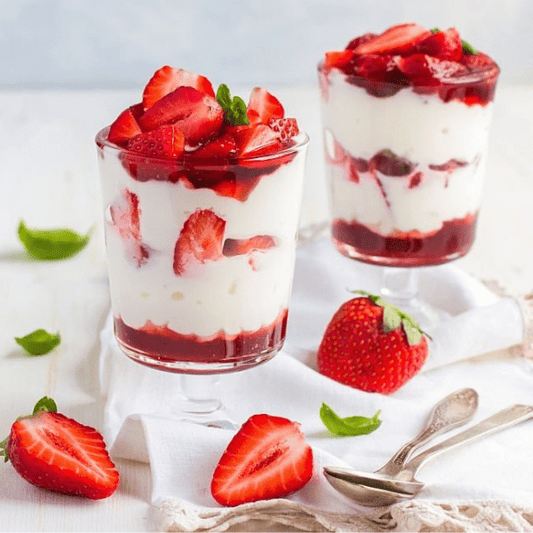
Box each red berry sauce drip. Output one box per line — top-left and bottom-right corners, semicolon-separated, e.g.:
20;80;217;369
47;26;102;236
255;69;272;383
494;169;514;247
332;214;478;267
117;150;296;202
114;310;288;372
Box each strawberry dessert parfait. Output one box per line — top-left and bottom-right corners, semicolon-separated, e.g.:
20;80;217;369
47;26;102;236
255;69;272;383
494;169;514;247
318;23;499;267
96;66;308;375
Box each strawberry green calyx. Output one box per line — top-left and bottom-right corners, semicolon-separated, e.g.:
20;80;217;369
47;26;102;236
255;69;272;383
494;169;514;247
353;290;425;345
0;397;57;462
216;84;250;126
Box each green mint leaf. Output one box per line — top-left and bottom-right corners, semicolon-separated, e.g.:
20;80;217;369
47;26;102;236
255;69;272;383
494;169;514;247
18;220;91;260
32;396;58;415
430;27;440;34
15;329;61;356
462;39;477;55
216;84;250;126
320;402;382;437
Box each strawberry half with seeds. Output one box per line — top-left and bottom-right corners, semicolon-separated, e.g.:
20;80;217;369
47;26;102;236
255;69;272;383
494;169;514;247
1;397;119;499
222;235;276;257
317;291;428;394
127;124;185;159
173;209;226;275
268;118;299;143
211;413;313;506
142;66;215;109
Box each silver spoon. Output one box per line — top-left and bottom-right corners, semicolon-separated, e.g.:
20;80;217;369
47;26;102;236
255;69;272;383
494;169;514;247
324;404;533;506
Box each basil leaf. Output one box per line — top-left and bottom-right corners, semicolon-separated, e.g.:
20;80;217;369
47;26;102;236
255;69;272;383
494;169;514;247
15;329;61;356
32;396;58;414
216;84;250;126
18;220;91;260
320;402;382;437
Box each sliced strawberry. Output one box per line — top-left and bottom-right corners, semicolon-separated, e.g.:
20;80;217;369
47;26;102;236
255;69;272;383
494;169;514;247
142;66;215;109
173;209;226;275
108;104;143;145
352;23;431;56
126;125;185;159
139;86;223;146
109;189;150;266
222;235;276;257
247;87;285;123
413;28;463;61
397;54;466;85
246;108;261;125
235;124;283;158
346;32;377;50
2;399;119;499
211;414;313;506
190;132;237;159
323;50;354;70
268;118;299;143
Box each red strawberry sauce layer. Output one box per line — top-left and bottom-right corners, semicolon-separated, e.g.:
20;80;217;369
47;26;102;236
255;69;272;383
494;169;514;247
114;310;287;373
332;214;477;267
320;24;499;105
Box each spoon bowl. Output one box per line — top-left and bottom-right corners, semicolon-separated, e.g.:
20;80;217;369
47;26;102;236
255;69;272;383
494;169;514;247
324;404;533;507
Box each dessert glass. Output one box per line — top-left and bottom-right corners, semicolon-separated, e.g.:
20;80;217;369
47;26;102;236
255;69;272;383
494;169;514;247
318;38;500;322
96;128;308;415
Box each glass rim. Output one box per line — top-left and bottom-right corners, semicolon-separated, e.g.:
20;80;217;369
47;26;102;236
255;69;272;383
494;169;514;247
95;126;309;164
317;59;500;87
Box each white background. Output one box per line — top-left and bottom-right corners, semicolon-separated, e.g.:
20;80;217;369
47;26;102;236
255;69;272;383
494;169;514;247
1;0;531;90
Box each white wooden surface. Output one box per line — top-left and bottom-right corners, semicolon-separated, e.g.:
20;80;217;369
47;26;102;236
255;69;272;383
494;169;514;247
0;85;532;531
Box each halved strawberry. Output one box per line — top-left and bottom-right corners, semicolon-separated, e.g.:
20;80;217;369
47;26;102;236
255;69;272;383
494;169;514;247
346;32;377;50
352;23;431;56
1;397;119;499
109;189;150;266
173;209;226;275
323;50;354;70
247;87;285;123
126;125;185;159
268;118;299;143
413;28;463;61
397;54;465;85
108;104;143;145
235;124;283;158
189;132;237;159
139;86;223;146
142;66;215;109
211;413;313;506
222;235;276;257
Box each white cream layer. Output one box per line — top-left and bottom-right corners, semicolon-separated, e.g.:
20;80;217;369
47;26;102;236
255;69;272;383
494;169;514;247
99;147;305;337
321;69;494;235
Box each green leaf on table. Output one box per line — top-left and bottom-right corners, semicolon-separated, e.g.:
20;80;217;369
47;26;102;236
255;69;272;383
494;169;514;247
15;329;61;356
18;220;91;260
216;84;250;126
320;402;382;437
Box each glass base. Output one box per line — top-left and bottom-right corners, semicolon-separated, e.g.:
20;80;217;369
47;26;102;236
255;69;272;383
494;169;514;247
333;237;465;267
117;341;281;375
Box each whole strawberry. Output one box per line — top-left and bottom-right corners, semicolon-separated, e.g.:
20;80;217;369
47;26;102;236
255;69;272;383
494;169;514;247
1;397;119;499
317;291;428;393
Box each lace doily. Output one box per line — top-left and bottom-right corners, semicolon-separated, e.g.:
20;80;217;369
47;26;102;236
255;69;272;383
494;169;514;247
154;498;533;532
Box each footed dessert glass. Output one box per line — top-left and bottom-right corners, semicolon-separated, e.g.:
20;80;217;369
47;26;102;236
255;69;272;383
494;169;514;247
318;28;500;324
96;128;308;417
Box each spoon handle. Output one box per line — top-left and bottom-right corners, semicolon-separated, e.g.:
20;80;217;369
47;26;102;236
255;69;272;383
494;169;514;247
377;388;478;476
399;404;533;481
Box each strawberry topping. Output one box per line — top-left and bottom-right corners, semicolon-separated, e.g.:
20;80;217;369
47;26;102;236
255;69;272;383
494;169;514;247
247;87;285;123
413;28;463;61
173;209;226;275
211;414;313;506
351;23;431;56
142;65;215;109
126;125;185;159
268;118;300;142
108;104;143;145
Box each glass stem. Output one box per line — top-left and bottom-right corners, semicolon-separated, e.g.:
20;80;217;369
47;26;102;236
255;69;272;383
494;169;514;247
380;267;419;307
179;374;222;415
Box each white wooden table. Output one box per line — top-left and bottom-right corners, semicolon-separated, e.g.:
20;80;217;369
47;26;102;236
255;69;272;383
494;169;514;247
0;85;532;531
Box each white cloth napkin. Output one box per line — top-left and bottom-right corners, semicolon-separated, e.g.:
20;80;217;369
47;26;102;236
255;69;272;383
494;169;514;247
99;238;533;532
